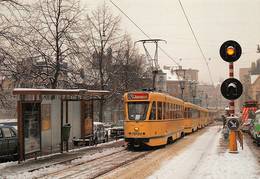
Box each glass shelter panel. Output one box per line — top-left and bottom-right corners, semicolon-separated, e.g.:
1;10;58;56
23;103;41;155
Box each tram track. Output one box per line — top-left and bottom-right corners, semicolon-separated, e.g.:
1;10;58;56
36;148;153;179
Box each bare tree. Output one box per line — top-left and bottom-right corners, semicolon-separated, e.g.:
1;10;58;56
13;0;84;88
80;3;121;122
107;35;148;97
0;0;25;110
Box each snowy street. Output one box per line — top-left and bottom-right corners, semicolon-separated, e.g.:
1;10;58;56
0;125;259;179
106;125;260;179
149;126;259;179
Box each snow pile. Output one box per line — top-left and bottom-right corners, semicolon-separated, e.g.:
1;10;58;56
149;126;260;179
0;161;17;170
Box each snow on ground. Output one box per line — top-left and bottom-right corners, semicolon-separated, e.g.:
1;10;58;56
149;126;260;179
0;161;17;170
5;147;124;179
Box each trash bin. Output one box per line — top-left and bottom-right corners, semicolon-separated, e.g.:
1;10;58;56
62;124;71;141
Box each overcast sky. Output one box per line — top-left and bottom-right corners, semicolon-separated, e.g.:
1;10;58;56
84;0;260;84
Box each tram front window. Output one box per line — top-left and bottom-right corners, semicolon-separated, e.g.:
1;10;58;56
128;102;149;120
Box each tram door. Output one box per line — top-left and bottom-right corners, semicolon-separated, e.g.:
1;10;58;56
22;102;41;155
81;100;93;138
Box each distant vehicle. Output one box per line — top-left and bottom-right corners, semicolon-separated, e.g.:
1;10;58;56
249;110;260;146
72;122;106;146
241;118;253;133
0;119;17;130
110;121;124;139
0;125;18;161
110;126;124;139
222;126;229;140
241;100;258;124
93;122;106;143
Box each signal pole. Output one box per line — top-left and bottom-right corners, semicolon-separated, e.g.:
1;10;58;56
229;62;235;115
228;62;238;153
220;40;243;154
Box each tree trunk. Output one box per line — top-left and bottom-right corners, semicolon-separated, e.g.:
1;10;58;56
99;44;104;122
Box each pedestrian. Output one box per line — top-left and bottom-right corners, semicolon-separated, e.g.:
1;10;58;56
222;115;226;129
93;132;98;146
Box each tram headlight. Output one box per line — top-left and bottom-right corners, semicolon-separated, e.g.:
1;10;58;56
134;127;139;131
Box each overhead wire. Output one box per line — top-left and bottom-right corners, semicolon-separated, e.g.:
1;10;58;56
177;0;214;85
109;0;181;67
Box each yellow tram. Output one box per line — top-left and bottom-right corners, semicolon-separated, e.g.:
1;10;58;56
124;91;185;147
184;102;200;133
124;91;212;148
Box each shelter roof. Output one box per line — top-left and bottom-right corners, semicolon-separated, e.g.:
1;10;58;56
13;88;110;96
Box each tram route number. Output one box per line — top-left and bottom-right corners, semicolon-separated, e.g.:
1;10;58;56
227;118;239;130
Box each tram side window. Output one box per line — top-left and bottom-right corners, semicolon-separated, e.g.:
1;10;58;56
163;102;166;119
184;108;188;118
177;105;181;118
173;104;176;119
192;109;199;118
158;102;162;120
149;102;156;120
180;106;184;118
165;103;169;119
170;104;173;119
188;108;192;118
164;102;168;119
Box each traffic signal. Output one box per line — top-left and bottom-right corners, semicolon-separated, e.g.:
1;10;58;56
219;40;242;63
221;78;243;100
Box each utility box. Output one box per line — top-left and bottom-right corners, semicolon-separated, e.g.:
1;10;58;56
62;124;71;141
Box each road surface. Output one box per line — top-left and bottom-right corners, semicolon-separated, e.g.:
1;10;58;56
105;125;260;179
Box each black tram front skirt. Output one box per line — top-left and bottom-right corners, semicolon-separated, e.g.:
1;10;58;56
125;138;150;147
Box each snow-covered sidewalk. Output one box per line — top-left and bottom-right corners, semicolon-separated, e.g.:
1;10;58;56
0;139;124;178
149;126;260;179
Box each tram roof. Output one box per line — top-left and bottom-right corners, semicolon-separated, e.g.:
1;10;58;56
184;102;208;111
150;92;183;101
13;88;110;96
125;91;184;103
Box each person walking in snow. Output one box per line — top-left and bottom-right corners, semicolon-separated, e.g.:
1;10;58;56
222;115;226;129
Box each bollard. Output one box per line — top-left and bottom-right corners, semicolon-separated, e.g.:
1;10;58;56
229;130;238;153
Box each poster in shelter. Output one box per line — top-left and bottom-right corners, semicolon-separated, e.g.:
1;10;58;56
23;103;41;154
83;100;93;136
41;104;51;130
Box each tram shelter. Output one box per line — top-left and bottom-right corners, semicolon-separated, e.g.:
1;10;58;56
13;88;109;161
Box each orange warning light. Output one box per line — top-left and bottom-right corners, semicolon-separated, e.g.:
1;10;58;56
226;46;235;56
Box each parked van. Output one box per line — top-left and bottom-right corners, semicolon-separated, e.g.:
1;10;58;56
250;110;260;146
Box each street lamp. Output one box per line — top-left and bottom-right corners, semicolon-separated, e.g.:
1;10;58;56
190;81;197;104
175;66;186;100
179;79;185;100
